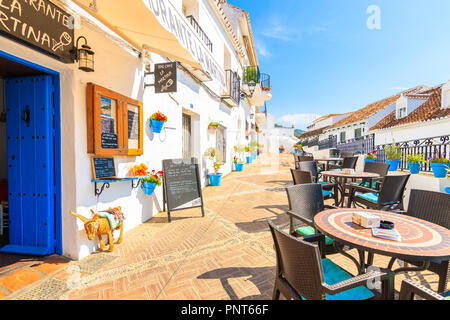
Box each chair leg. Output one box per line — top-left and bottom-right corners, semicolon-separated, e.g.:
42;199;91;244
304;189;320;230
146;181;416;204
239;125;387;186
272;286;281;300
437;261;449;294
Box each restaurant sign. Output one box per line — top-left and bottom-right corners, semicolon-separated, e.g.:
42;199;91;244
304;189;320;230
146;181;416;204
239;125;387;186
144;0;225;88
0;0;75;62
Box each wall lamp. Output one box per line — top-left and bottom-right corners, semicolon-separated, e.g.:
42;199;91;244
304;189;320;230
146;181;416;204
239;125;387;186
71;36;95;72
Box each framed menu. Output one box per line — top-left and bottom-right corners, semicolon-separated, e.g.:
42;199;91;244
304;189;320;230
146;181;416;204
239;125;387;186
86;83;143;156
91;157;116;180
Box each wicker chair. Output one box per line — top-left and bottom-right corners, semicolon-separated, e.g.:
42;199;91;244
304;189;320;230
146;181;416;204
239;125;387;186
294;155;315;169
268;219;392;300
290;169;338;206
397;190;450;293
340;152;355;158
399;279;449;300
328;157;359;171
347;174;411;211
298;161;338;193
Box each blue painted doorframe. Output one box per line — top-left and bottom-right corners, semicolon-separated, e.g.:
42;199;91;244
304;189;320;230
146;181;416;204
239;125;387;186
0;50;63;255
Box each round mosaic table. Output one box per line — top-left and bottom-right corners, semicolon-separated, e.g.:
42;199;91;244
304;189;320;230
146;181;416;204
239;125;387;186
320;171;381;207
314;209;450;274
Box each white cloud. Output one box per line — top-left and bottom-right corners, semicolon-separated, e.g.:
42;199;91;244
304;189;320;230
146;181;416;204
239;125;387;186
390;86;408;91
255;40;271;58
261;18;301;42
279;113;322;128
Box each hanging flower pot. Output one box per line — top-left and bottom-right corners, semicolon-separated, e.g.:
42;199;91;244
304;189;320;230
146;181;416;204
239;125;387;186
142;182;157;195
208;122;220;135
150;111;167;134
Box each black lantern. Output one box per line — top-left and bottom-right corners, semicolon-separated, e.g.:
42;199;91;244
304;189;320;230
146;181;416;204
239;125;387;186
71;36;95;72
248;80;257;97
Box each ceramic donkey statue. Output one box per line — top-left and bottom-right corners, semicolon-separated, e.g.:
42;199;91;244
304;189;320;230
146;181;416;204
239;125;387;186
70;207;125;252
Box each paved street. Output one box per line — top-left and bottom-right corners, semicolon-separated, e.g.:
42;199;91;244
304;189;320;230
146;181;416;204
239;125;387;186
0;153;441;300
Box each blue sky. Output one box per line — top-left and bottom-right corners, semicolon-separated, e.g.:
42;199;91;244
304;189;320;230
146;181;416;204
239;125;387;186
228;0;450;130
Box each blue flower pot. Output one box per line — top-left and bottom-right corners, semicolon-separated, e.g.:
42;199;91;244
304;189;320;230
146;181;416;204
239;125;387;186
386;160;400;171
279;150;284;154
445;187;450;194
257;150;260;156
408;162;421;174
142;182;157;195
294;150;299;154
246;156;252;164
365;159;376;163
234;163;244;172
151;120;165;133
430;163;449;178
208;173;223;186
252;153;257;160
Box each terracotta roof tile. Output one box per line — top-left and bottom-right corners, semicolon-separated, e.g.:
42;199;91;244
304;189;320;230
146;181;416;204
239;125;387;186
371;87;450;130
299;126;330;139
328;87;421;130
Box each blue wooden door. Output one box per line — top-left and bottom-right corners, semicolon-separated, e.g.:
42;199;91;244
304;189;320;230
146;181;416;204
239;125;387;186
1;76;55;256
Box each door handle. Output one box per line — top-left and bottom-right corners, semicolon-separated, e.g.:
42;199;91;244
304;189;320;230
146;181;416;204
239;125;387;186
21;107;30;125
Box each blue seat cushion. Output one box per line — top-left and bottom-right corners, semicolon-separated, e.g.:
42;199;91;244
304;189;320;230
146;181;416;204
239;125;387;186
350;181;380;189
441;291;450;300
318;181;332;186
331;169;342;172
355;192;396;205
295;226;334;245
321;259;375;300
322;190;333;198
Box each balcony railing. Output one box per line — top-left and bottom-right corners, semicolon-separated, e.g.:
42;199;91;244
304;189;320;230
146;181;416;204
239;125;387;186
260;73;271;91
375;135;450;173
319;136;338;150
337;135;375;155
186;15;213;52
222;69;241;106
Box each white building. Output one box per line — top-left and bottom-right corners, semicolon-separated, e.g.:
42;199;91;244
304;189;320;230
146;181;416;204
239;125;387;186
0;0;271;260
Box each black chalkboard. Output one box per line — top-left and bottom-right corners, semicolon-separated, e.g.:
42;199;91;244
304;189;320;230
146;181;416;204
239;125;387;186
162;158;205;222
155;62;177;94
0;0;74;62
101;133;119;149
92;157;116;180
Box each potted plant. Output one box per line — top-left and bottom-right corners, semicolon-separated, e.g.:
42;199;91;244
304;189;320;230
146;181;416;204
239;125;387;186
365;151;377;163
428;156;450;178
384;143;403;171
294;144;303;154
141;170;164;195
233;156;244;172
245;146;252;164
208;122;220;134
204;147;224;186
249;141;258;160
279;145;285;154
132;163;149;177
150;111;168;133
406;153;425;174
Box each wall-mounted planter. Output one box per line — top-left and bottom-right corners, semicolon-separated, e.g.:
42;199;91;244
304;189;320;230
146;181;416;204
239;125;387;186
208;173;223;186
208;126;218;134
386;160;400;171
142;182;157;195
430;163;449;178
408;162;422;175
151;120;165;133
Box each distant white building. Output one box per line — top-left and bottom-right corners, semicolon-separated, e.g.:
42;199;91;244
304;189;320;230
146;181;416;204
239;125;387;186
258;114;297;153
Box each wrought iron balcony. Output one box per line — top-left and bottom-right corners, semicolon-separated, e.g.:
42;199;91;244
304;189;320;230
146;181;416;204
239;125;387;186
260;73;271;91
222;70;241;107
186;15;213;52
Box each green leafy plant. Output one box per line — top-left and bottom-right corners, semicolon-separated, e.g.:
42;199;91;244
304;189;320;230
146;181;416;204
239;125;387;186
234;144;245;153
245;146;250;153
428;157;450;164
150;111;168;122
406;153;425;164
204;147;224;174
141;170;164;186
249;141;258;153
208;122;220;128
384;142;403;160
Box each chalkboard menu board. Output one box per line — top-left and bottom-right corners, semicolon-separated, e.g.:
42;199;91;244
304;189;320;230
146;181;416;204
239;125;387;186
101;133;119;149
92;157;116;180
162;158;205;222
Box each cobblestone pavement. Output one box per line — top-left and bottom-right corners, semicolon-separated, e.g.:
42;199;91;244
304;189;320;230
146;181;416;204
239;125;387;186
1;154;442;300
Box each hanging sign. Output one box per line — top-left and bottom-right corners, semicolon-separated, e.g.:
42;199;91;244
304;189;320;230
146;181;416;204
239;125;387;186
0;0;75;62
154;62;177;94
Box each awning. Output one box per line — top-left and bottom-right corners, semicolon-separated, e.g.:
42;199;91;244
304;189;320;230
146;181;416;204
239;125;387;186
70;0;202;69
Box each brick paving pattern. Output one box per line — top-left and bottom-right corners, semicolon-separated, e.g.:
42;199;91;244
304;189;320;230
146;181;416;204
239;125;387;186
0;153;444;300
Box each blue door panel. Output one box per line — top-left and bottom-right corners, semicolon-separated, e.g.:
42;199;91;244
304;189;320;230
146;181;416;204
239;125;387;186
1;76;55;256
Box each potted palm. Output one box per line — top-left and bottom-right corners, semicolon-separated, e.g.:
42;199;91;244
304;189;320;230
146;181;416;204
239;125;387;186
365;151;377;163
407;153;425;174
208;122;220;134
150;111;167;133
384;143;403;171
141;170;164;195
428;156;450;178
204;147;224;186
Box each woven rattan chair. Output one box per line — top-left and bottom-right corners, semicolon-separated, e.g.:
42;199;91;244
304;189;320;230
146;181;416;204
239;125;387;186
347;174;411;211
294;155;314;169
290;169;338;205
298;161;337;192
399;279;450;300
340;152;355;158
397;190;450;293
268;219;392;300
329;157;359;171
